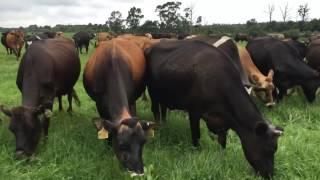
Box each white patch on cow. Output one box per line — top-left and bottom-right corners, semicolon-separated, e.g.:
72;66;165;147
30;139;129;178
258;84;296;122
27;41;32;45
245;86;253;95
35;35;41;40
185;35;198;39
212;36;231;47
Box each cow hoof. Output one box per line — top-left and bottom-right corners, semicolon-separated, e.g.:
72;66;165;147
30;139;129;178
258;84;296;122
265;102;275;108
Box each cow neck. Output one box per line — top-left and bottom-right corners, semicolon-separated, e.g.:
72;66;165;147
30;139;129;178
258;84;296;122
21;59;40;108
225;84;265;135
103;47;131;121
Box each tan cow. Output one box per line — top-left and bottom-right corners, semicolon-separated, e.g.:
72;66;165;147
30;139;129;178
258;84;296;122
95;32;115;47
237;45;275;106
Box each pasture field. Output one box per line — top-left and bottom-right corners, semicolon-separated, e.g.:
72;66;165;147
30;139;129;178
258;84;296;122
0;33;319;180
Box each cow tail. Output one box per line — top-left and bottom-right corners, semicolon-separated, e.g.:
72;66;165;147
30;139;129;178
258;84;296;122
72;89;81;107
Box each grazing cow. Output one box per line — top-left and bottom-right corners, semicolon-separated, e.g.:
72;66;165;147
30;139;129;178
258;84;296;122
83;37;155;175
145;40;283;178
95;32;115;47
283;39;308;60
150;33;176;39
24;33;52;50
247;37;320;102
5;29;25;59
73;31;95;54
154;36;251;123
0;38;80;158
267;33;285;40
237;45;275;106
235;33;250;42
306;39;320;71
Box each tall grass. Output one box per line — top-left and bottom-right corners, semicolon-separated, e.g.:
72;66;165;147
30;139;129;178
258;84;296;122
0;33;319;179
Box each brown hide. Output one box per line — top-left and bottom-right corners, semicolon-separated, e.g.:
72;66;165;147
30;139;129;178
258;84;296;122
6;29;24;58
95;32;115;47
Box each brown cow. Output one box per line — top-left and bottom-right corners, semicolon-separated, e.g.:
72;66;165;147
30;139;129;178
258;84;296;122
237;45;275;106
83;37;155;175
94;32;115;47
0;37;80;158
5;29;25;59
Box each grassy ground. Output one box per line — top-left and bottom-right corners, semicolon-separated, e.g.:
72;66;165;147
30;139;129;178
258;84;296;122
0;33;319;180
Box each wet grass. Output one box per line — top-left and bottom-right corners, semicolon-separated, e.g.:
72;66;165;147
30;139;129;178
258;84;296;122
0;33;319;179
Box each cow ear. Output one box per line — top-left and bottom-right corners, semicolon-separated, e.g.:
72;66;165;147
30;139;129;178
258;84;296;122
92;118;115;140
267;69;274;79
0;105;12;117
251;74;259;83
254;122;269;137
140;121;156;137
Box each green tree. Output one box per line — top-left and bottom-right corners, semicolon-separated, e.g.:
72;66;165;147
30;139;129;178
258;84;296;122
106;11;124;34
140;20;160;33
126;7;144;33
155;1;182;32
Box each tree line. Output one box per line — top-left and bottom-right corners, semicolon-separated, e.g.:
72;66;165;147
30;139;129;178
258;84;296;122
0;1;319;38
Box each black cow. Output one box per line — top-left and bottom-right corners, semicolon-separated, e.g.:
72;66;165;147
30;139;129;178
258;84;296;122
72;31;95;54
154;35;252;123
24;33;51;50
306;39;320;71
145;40;283;178
0;38;80;158
283;39;308;60
247;37;320;102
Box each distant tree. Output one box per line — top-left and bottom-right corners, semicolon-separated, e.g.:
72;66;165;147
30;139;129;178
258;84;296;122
155;1;182;32
106;11;124;33
298;3;310;22
196;16;202;25
140;20;160;33
297;3;310;31
265;3;275;23
126;7;144;33
280;2;290;22
246;18;258;27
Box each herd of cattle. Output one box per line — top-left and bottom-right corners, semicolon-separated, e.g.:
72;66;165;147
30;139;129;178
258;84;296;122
1;29;320;178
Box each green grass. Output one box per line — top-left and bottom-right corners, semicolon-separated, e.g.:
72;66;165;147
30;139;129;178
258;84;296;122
0;33;320;179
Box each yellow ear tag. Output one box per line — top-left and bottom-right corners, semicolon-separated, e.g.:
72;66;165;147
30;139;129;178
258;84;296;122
147;129;154;137
98;127;109;139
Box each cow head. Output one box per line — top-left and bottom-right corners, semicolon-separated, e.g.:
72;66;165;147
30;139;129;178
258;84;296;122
240;121;283;178
0;105;51;159
93;117;155;175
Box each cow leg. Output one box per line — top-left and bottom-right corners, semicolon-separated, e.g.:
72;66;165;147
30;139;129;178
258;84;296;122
86;44;89;54
160;103;167;122
130;103;137;116
141;91;148;101
151;99;161;122
67;92;73;113
43;104;53;137
58;96;63;111
217;130;228;149
189;112;201;147
278;87;287;100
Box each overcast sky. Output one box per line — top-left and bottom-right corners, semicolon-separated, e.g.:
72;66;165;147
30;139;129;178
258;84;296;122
0;0;319;28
